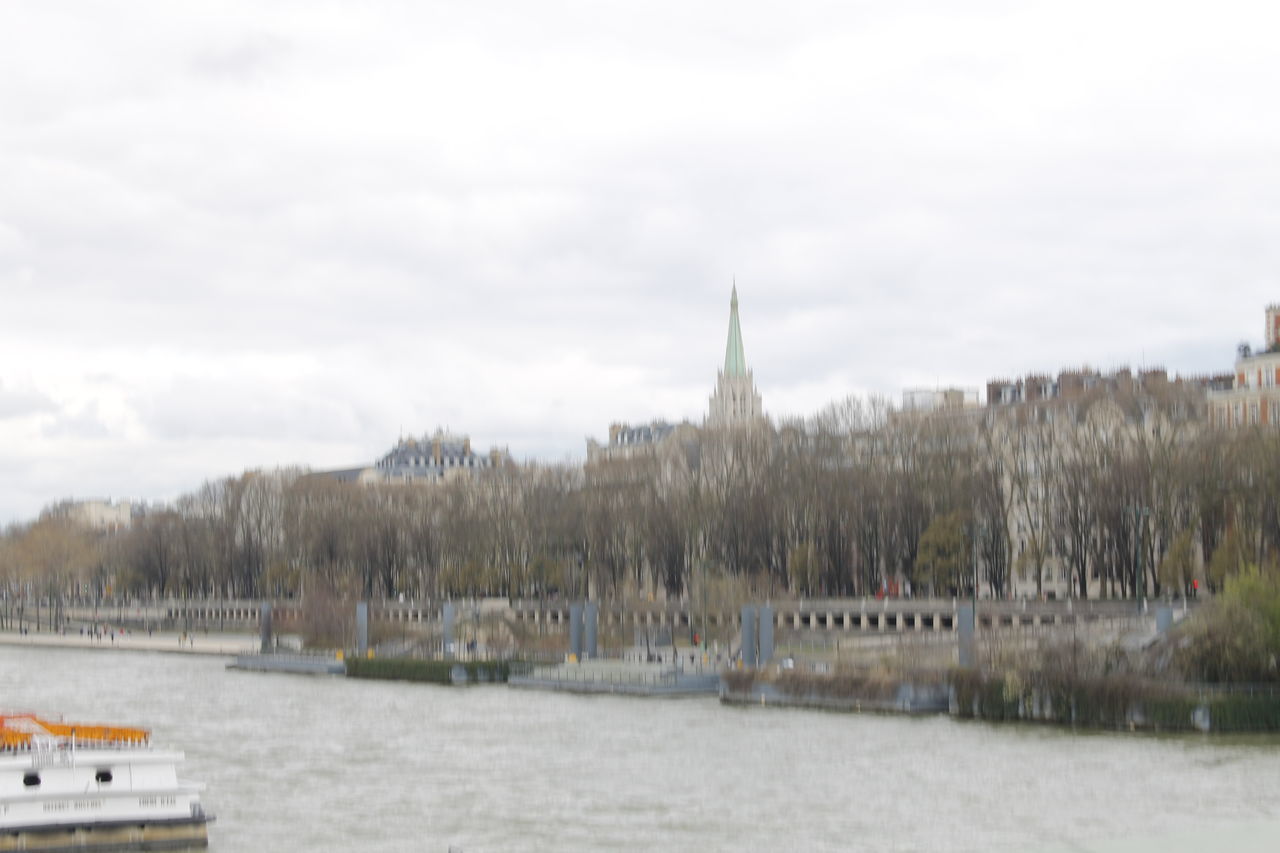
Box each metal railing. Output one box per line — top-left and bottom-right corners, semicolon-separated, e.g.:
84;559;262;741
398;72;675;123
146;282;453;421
511;663;680;688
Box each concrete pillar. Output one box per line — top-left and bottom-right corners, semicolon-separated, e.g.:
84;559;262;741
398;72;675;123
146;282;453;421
259;602;272;653
741;605;758;668
758;605;774;664
356;601;369;657
957;603;976;668
569;602;584;659
443;601;456;653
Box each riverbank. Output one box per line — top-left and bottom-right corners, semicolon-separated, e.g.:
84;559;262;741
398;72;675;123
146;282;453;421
0;628;258;656
718;667;1280;733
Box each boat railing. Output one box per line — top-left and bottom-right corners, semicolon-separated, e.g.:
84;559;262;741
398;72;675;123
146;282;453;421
0;714;150;753
513;663;681;688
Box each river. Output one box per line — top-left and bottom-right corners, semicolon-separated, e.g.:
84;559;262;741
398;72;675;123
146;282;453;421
2;645;1278;852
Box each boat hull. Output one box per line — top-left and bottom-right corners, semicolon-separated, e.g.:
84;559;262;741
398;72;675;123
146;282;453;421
0;815;209;851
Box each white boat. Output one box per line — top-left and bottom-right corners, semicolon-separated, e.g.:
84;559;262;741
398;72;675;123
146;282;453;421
0;713;211;851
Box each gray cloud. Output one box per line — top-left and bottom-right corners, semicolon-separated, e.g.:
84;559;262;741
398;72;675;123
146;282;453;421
189;33;291;82
0;381;55;420
0;0;1277;521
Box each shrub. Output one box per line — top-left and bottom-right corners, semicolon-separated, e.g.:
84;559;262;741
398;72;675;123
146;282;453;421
1177;568;1280;684
345;658;511;684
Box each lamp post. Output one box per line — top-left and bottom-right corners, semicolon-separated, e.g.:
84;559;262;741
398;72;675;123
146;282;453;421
700;556;708;655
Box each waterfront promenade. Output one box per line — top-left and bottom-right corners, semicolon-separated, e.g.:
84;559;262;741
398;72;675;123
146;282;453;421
0;628;258;657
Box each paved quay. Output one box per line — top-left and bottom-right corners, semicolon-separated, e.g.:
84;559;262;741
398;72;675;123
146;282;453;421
0;629;259;657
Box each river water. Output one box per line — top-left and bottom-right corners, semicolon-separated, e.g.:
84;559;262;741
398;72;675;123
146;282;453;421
2;645;1278;852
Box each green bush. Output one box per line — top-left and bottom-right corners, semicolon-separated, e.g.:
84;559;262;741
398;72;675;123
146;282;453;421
1208;693;1280;732
1177;568;1280;684
345;658;511;684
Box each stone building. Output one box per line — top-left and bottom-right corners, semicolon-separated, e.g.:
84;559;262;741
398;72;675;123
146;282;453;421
586;420;689;465
1208;305;1280;428
901;387;979;414
46;499;134;533
374;429;510;483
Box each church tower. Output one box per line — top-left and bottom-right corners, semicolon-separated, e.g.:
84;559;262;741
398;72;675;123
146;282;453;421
707;286;764;427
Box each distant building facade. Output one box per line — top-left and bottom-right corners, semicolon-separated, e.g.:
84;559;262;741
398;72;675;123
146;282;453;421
46;499;134;533
987;367;1219;418
1208;305;1280;428
374;429;510;483
707;286;764;427
312;429;511;485
901;387;979;413
587;420;687;465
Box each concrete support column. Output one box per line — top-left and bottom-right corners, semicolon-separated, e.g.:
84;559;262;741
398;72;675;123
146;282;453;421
356;601;369;657
259;602;272;653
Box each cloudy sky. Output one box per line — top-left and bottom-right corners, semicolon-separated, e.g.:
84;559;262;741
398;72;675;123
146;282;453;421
2;1;1278;523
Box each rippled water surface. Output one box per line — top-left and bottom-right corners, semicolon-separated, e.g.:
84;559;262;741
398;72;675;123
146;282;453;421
2;645;1278;852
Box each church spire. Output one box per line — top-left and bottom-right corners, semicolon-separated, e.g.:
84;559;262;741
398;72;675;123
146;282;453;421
723;284;748;377
707;282;763;427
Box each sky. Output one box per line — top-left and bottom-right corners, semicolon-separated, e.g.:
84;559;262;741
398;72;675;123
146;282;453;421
2;1;1279;523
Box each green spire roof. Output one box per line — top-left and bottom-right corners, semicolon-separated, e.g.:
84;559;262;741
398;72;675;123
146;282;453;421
723;285;748;377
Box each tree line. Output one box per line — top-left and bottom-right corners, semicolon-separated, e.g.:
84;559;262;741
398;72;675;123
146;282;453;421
2;385;1278;610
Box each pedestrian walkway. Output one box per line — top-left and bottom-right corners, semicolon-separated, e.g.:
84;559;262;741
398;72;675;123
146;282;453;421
0;628;258;657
